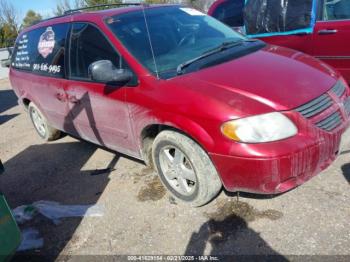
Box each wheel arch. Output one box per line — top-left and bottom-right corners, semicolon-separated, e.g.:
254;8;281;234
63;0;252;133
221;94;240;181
139;116;215;167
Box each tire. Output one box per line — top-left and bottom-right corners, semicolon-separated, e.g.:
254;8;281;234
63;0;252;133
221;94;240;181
152;130;222;207
28;103;61;141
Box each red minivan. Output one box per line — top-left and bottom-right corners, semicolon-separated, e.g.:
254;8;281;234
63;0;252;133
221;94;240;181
10;4;350;206
209;0;350;83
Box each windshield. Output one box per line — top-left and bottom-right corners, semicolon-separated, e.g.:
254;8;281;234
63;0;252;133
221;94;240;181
107;6;250;79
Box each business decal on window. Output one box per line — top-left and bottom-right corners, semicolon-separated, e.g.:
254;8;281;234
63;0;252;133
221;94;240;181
38;27;55;58
14;34;31;69
33;63;61;74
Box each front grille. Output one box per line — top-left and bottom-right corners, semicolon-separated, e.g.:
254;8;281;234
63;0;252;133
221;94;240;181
345;98;350;116
295;80;349;132
315;111;342;131
296;94;333;118
331;80;346;98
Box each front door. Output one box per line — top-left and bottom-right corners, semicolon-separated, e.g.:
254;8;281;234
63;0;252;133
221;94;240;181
65;22;136;155
311;0;350;82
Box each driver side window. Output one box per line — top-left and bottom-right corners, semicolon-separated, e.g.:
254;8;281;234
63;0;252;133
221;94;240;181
69;23;122;80
323;0;350;20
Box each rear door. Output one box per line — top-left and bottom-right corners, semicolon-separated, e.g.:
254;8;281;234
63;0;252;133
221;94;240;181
11;23;70;130
311;0;350;82
65;22;136;155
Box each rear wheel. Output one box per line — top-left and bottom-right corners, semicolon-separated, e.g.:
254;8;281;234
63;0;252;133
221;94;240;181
152;130;222;207
28;103;61;141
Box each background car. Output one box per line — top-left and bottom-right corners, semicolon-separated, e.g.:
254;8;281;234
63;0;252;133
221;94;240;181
208;0;350;83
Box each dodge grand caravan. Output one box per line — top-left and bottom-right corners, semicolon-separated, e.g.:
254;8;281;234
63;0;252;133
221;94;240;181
10;4;350;206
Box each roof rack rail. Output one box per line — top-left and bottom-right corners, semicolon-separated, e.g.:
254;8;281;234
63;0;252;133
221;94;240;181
64;3;144;15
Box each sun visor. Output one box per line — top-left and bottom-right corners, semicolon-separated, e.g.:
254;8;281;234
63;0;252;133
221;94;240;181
243;0;317;37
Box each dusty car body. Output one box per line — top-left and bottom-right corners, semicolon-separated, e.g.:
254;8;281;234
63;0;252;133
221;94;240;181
9;4;350;206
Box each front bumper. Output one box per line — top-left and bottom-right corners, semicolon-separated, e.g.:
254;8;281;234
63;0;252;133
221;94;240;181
210;112;350;194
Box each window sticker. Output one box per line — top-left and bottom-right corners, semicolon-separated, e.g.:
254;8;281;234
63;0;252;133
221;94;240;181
14;34;31;69
180;8;205;16
38;27;55;58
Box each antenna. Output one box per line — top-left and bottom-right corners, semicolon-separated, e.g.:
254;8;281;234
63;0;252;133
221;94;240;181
141;4;160;79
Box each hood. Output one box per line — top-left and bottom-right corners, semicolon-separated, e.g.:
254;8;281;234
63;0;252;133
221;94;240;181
176;45;339;111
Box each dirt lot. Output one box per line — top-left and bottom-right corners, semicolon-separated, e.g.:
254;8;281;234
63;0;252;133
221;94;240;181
0;78;350;261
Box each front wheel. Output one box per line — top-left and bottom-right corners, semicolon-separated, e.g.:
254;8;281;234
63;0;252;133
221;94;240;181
152;130;222;207
28;103;61;141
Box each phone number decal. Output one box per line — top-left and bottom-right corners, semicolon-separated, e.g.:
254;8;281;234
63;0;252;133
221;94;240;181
33;63;61;74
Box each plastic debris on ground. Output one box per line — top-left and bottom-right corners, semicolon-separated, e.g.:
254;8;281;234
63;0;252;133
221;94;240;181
13;200;104;225
17;228;44;251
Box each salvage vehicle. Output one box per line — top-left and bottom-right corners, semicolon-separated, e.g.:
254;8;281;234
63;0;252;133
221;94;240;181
9;4;350;206
209;0;350;83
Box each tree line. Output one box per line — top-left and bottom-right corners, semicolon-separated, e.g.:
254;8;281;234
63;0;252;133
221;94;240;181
0;0;214;48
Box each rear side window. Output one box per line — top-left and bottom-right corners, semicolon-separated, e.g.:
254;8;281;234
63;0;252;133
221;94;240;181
69;23;121;80
212;0;245;27
12;23;69;78
323;0;350;20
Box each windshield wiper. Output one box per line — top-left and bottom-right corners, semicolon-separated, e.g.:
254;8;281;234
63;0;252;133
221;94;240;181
176;39;258;75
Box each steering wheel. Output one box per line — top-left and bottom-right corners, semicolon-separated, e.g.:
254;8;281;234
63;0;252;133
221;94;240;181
177;33;195;47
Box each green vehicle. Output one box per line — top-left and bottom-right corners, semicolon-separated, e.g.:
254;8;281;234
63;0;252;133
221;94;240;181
0;160;21;261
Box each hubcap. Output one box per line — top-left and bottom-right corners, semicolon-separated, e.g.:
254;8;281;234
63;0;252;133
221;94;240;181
31;108;46;137
159;146;197;196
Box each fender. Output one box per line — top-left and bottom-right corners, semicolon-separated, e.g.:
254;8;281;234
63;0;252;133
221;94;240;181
135;110;216;155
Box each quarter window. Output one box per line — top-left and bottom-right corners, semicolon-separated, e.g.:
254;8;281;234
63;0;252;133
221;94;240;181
69;23;121;80
324;0;350;20
12;23;69;78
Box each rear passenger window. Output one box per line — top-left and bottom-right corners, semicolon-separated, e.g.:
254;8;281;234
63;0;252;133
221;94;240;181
324;0;350;20
212;0;245;27
12;23;69;78
69;23;121;80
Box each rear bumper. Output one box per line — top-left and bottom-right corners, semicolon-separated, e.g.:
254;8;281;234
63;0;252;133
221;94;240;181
210;121;350;194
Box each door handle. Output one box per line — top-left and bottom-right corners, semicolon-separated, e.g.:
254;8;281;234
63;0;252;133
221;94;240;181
318;29;338;35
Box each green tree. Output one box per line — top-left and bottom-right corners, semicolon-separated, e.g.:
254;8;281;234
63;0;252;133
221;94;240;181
22;10;42;28
0;23;17;47
0;0;19;47
85;0;118;5
54;0;85;16
144;0;169;3
84;0;122;10
54;0;123;15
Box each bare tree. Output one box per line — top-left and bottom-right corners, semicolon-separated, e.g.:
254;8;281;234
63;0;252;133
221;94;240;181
0;0;19;32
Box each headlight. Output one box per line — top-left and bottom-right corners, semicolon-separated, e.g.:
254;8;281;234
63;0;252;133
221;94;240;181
221;112;297;143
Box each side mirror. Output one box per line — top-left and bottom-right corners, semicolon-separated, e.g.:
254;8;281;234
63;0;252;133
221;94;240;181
89;60;133;85
1;59;11;68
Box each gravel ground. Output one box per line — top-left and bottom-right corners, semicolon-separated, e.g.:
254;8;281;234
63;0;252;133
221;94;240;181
0;78;349;261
